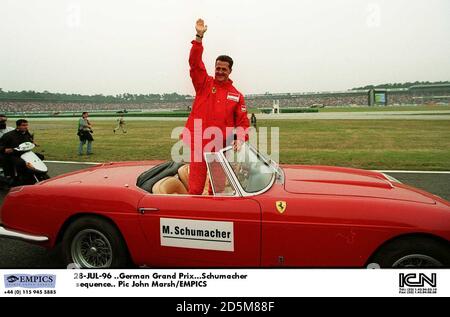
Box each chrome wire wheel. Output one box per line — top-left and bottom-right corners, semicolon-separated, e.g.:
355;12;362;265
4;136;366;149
392;254;443;268
71;229;113;268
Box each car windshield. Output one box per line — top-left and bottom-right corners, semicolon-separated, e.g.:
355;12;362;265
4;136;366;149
221;143;275;194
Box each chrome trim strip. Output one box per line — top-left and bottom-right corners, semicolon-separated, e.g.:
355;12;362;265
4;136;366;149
0;225;49;242
138;207;159;214
381;172;401;185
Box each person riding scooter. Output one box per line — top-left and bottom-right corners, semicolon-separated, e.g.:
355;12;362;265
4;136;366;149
0;114;14;138
0;119;45;185
0;114;15;183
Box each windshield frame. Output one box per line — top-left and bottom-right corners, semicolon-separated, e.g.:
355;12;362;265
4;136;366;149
204;152;241;197
217;144;278;197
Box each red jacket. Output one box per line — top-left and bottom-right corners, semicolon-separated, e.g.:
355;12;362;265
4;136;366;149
183;40;249;147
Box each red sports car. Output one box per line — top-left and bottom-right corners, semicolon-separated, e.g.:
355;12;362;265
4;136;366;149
1;144;449;268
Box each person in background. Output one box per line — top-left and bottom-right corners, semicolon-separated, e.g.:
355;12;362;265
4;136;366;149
0;114;14;138
250;113;257;129
0;119;44;183
113;115;127;134
78;112;94;155
0;114;16;180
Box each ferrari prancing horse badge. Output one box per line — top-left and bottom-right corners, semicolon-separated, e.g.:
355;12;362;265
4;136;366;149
276;201;287;214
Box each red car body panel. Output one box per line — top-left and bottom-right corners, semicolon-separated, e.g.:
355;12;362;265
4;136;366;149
260;184;449;267
137;195;261;267
283;165;435;204
1;161;449;267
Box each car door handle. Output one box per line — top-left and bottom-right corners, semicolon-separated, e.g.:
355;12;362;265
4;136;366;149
138;207;159;214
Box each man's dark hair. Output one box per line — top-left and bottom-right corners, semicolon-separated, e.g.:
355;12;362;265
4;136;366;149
82;111;88;116
216;55;233;70
16;119;28;127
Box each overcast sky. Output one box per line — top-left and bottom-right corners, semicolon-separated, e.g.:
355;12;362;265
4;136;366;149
0;0;449;95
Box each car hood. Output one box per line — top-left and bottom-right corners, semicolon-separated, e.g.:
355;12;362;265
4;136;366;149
40;161;163;187
283;165;436;204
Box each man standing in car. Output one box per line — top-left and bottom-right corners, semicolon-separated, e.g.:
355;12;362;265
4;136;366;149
182;18;249;195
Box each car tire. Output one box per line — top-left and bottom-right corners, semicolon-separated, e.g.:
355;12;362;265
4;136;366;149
62;216;129;268
371;236;450;268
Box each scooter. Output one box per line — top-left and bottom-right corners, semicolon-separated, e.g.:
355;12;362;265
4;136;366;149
0;142;50;186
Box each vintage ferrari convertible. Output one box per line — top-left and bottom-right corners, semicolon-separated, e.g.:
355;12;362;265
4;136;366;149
1;144;449;268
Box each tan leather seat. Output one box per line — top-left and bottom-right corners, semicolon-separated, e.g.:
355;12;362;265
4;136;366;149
152;176;188;195
177;164;210;195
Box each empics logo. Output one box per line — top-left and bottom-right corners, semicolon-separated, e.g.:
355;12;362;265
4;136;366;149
399;273;437;294
4;274;56;289
6;275;20;283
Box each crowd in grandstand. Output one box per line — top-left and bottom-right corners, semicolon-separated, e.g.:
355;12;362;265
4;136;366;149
246;94;368;108
1;86;448;113
0;101;192;113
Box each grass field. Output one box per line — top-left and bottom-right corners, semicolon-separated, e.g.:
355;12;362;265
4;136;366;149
29;118;450;170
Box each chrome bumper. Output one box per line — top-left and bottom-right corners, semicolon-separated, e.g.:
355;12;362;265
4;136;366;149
0;225;49;242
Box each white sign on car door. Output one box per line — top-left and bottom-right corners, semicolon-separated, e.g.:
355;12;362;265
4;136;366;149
160;218;234;251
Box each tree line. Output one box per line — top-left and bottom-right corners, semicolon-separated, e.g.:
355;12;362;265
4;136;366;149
1;80;449;102
0;89;192;103
352;81;450;90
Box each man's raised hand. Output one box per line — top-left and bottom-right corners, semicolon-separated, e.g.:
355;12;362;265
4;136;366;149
195;18;207;36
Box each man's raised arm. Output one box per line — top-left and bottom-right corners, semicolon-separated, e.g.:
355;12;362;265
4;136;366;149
189;18;209;93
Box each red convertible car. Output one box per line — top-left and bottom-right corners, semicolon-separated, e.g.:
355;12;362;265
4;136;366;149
1;144;449;268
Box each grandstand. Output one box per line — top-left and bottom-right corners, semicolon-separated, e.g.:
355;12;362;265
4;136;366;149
0;100;192;114
408;84;450;104
1;84;449;113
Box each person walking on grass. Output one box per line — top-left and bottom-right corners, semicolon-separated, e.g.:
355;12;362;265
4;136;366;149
113;115;127;134
77;112;94;155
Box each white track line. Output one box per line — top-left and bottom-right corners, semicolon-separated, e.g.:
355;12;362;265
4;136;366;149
43;160;450;174
44;160;99;165
376;170;450;174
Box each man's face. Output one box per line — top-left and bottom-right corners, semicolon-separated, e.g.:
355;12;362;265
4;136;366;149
17;122;29;133
215;60;231;83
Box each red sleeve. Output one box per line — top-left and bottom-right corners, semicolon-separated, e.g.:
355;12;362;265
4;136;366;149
234;94;250;142
189;40;208;93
